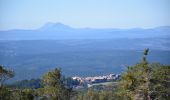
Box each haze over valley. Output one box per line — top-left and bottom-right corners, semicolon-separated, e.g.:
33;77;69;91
0;23;170;81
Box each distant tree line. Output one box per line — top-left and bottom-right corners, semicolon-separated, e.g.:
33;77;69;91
0;48;170;100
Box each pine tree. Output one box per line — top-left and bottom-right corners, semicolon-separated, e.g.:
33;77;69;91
116;49;151;100
116;49;170;100
41;68;71;100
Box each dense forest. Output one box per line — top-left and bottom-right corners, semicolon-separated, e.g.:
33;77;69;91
0;49;170;100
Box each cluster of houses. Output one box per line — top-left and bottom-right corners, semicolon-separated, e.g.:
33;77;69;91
72;74;120;89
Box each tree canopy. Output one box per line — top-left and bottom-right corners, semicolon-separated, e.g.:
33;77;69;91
116;49;170;100
0;65;15;88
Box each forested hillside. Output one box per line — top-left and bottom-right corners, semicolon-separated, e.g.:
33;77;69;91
0;39;170;81
0;49;169;100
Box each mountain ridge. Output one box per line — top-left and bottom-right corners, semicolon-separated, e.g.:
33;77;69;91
0;22;170;40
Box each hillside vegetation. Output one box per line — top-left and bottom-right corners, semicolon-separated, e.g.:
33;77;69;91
0;49;170;100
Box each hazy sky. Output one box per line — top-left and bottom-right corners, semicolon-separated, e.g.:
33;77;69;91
0;0;170;30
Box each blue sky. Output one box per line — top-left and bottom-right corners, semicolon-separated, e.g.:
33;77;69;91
0;0;170;30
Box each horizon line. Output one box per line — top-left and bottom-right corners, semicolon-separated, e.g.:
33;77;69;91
0;22;170;31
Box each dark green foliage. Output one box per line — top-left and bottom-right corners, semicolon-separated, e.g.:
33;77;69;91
0;65;15;100
9;89;34;100
0;86;35;100
0;65;15;88
0;88;11;100
75;89;116;100
0;67;73;100
8;79;42;89
144;48;149;56
62;77;81;88
40;68;72;100
116;49;170;100
149;64;170;99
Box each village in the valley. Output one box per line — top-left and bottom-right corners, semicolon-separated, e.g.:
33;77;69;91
72;74;121;89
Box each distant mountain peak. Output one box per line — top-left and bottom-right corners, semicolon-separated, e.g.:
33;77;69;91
39;22;72;31
44;22;67;27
